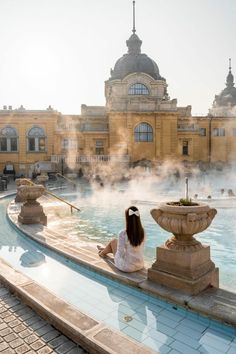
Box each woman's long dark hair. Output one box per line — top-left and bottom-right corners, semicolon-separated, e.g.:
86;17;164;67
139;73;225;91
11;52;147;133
125;206;144;247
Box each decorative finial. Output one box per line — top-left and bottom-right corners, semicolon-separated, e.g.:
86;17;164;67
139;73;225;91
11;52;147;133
226;57;234;88
132;1;136;33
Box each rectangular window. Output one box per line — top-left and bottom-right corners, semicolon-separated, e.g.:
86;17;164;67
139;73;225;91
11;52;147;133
69;139;77;149
199;128;206;136
95;147;104;155
213;128;225;136
219;128;225;136
61;139;69;150
0;137;7;151
39;138;45;151
28;138;35;151
182;141;188;155
61;139;77;150
95;140;104;147
95;140;104;155
10;138;17;151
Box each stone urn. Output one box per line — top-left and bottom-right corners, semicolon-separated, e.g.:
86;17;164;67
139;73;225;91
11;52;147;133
18;185;47;225
148;202;219;295
36;174;49;185
15;178;33;202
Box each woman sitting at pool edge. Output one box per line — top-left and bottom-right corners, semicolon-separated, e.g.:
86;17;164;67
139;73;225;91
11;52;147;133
97;206;145;272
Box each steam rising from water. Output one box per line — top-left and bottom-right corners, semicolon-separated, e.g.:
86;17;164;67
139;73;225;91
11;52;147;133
46;160;236;238
43;161;236;291
209;104;236;117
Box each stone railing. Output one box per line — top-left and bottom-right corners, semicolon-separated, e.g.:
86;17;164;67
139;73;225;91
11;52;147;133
76;155;130;163
51;155;130;164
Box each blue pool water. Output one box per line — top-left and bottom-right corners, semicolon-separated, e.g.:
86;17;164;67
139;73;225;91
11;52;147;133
53;180;236;293
0;197;236;354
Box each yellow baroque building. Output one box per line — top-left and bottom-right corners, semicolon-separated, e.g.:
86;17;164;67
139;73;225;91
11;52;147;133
1;27;236;177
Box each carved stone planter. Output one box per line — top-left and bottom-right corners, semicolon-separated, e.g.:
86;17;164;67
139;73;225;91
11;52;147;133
15;178;33;202
18;185;47;225
148;202;219;295
36;174;49;185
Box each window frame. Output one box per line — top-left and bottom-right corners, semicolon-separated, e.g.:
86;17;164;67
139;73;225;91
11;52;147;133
95;140;104;155
182;141;189;156
0;126;18;152
212;128;225;137
128;83;150;95
27;126;46;152
61;138;78;150
134;122;153;142
199;128;206;136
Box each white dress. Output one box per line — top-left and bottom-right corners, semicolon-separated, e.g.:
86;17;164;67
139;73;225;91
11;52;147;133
114;230;145;272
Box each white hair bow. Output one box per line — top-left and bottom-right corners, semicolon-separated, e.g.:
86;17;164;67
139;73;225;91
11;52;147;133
128;209;140;217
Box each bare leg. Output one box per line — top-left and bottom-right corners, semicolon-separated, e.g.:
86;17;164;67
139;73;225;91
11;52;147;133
97;238;117;257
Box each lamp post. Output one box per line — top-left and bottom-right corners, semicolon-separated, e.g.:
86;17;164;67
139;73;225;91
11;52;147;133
61;156;65;175
185;177;189;200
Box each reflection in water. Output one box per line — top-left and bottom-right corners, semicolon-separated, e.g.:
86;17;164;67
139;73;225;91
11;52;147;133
20;250;46;267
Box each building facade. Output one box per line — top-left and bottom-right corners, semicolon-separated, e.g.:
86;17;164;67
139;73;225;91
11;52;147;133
0;28;236;177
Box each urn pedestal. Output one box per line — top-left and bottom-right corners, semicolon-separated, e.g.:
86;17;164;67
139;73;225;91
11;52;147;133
148;202;219;295
17;185;47;226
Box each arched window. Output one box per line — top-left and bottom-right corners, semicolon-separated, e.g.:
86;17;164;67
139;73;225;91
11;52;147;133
27;127;46;152
134;123;153;142
128;83;149;95
0;126;18;152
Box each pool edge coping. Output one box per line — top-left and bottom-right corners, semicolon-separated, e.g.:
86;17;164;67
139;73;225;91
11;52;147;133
0;257;157;354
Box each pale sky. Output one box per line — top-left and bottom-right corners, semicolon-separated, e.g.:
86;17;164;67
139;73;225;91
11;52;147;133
0;0;235;115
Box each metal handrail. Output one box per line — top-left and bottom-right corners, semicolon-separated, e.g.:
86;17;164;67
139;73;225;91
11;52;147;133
56;172;77;187
23;179;80;213
45;189;80;212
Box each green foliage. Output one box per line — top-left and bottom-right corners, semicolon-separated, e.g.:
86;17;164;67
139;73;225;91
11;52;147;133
179;198;195;206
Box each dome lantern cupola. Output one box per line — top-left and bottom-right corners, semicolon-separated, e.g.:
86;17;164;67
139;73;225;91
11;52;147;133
226;58;234;89
109;1;163;81
105;1;177;112
209;58;236;116
126;33;142;55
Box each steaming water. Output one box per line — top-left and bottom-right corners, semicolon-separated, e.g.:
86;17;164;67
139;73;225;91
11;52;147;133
48;174;236;293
